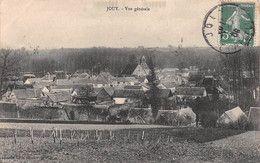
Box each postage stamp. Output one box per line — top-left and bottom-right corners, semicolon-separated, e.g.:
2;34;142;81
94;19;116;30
202;0;259;54
220;2;255;46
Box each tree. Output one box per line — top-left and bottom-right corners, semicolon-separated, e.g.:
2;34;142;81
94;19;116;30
0;49;24;96
146;56;160;121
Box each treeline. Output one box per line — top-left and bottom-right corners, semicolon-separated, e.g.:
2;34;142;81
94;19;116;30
19;47;222;76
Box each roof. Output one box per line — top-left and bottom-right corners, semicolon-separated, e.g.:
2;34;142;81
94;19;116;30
71;78;93;84
56;79;74;85
113;77;137;83
75;69;89;74
140;62;149;69
113;89;145;98
52;85;74;90
121;63;138;76
93;105;109;110
156;89;173;98
46;92;71;103
75;73;90;78
102;87;115;96
24;78;42;85
161;82;177;89
41;74;56;80
124;85;142;90
140;83;150;89
92;76;109;84
12;89;41;99
135;76;147;82
162;68;179;72
224;106;247;122
189;74;203;82
175;87;206;96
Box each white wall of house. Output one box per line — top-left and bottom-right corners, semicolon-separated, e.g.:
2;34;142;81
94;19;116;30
114;98;127;104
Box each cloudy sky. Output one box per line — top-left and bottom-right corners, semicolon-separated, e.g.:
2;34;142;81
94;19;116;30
0;0;237;49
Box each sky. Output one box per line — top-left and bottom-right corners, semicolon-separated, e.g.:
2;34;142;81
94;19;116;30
0;0;257;49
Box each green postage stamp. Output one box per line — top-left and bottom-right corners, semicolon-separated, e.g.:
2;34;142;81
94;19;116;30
220;2;255;46
202;0;259;54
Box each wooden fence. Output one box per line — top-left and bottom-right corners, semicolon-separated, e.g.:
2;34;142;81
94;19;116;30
0;128;177;145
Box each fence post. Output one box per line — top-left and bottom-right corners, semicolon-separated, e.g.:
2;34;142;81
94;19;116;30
95;130;98;140
85;131;89;140
77;136;79;146
127;130;130;143
109;130;113;140
70;129;73;139
170;136;173;142
55;128;58;139
60;129;62;144
43;127;45;138
141;131;145;142
30;127;34;144
14;128;17;144
157;136;161;143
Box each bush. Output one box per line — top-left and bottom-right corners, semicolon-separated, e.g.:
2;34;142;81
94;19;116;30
200;111;218;128
228;118;248;130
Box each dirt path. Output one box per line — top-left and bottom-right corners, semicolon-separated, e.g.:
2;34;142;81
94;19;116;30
0;122;174;130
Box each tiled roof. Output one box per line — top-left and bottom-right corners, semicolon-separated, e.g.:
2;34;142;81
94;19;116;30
113;89;145;98
175;87;206;96
46;92;71;103
121;63;138;75
103;87;115;96
12;89;41;99
155;89;173;98
124;85;142;90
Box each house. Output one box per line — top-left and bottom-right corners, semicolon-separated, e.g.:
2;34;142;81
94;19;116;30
73;69;90;77
140;83;150;92
51;85;74;93
121;56;150;77
124;85;142;90
97;87;115;103
162;68;179;73
54;71;66;79
154;89;174;110
135;76;149;83
41;73;56;82
201;76;216;88
22;73;36;83
92;76;110;88
24;78;42;85
55;79;74;85
113;89;145;106
161;82;177;92
175;87;207;100
6;89;42;102
111;77;137;86
46;92;72;106
188;73;203;85
248;107;260;130
218;106;247;128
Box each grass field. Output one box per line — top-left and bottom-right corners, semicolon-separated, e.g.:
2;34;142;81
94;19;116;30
0;127;259;163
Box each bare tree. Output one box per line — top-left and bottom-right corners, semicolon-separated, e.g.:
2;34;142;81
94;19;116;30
0;49;24;96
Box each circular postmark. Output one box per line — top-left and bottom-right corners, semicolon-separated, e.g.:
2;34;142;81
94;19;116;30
202;3;255;54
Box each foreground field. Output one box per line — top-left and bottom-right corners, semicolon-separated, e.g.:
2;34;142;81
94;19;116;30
0;127;259;163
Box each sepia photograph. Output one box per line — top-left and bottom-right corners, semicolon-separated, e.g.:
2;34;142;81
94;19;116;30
0;0;259;162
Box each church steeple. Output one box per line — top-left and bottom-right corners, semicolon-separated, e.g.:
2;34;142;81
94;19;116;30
140;56;146;64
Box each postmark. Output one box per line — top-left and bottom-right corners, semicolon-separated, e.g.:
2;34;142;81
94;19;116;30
202;2;256;54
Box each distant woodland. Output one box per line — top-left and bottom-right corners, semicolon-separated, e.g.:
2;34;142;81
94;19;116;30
0;46;258;79
15;47;225;76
